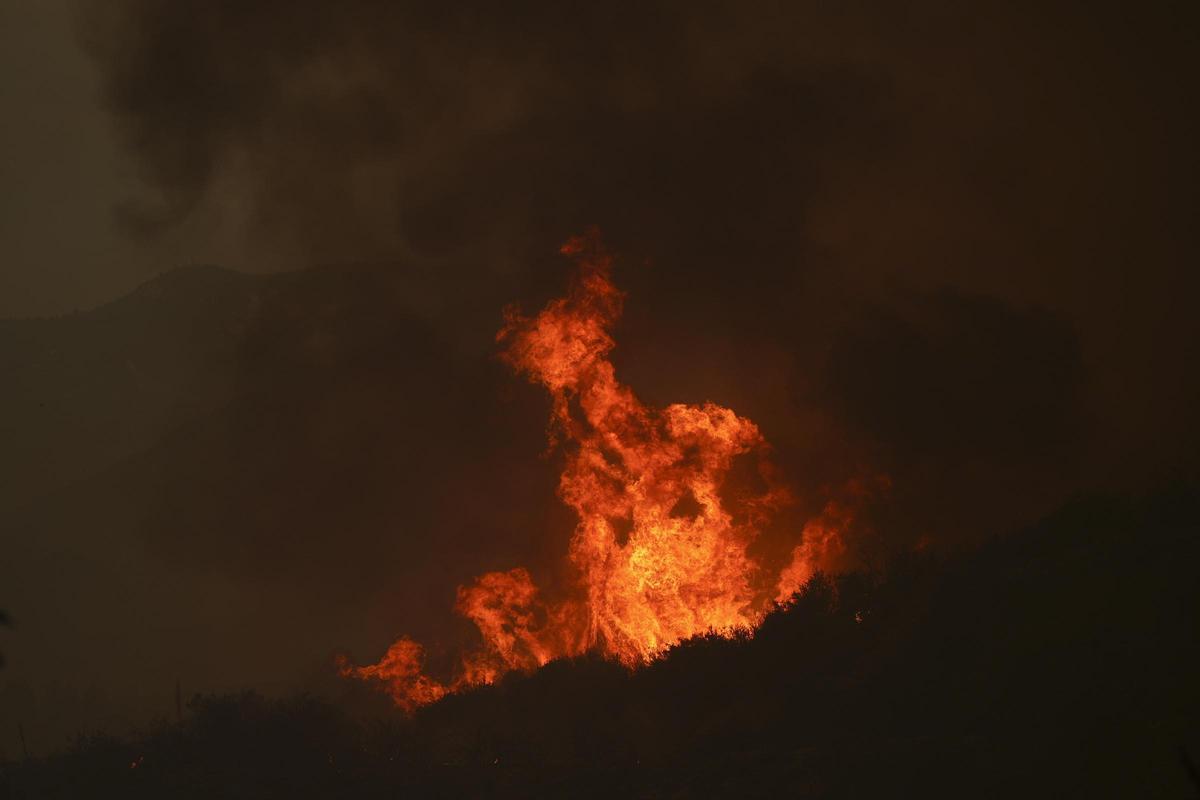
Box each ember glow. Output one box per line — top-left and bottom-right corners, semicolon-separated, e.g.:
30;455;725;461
341;232;853;710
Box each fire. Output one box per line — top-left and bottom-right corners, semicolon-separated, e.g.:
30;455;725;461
342;231;860;710
775;498;857;603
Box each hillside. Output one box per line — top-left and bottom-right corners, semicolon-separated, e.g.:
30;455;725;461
4;488;1197;798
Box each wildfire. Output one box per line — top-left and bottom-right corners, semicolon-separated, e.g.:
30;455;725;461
341;232;860;711
774;475;889;603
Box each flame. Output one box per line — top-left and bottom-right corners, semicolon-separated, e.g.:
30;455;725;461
342;231;866;710
775;476;891;603
775;499;856;604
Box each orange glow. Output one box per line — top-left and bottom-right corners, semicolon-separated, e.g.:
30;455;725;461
342;231;868;709
776;476;890;603
775;499;855;604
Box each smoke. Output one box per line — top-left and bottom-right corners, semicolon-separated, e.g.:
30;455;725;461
76;1;897;305
75;0;1198;438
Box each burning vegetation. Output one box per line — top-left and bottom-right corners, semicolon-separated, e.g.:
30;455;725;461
340;232;863;709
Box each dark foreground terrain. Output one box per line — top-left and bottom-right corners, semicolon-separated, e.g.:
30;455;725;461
3;488;1197;798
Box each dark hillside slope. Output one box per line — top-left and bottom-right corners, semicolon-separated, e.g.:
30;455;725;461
4;488;1197;798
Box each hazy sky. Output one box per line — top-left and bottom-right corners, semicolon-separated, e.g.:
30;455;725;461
0;0;283;319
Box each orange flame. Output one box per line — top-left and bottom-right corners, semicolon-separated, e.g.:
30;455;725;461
342;232;867;710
